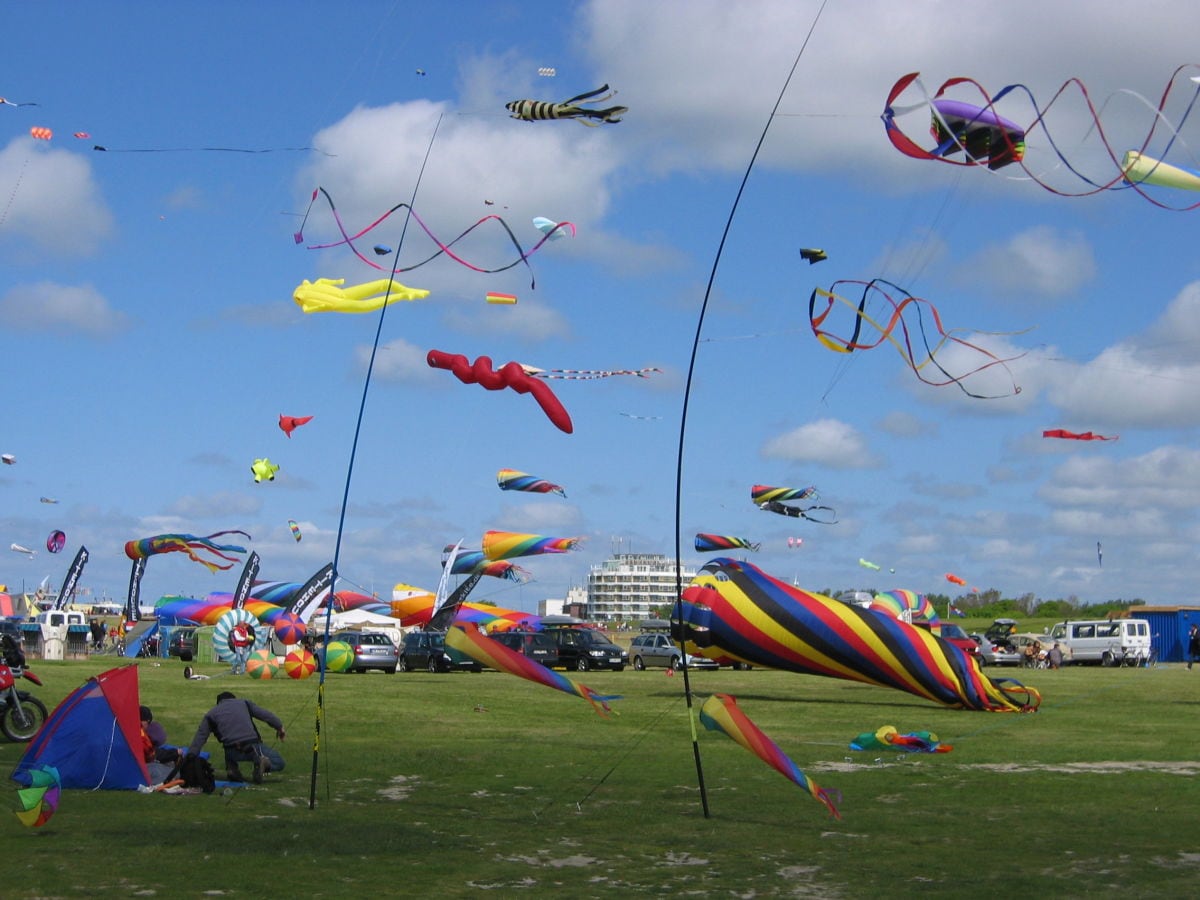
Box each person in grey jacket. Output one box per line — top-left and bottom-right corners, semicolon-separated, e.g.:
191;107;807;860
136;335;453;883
187;690;286;783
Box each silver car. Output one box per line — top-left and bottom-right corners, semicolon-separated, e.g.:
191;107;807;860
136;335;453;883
970;633;1021;667
629;633;718;671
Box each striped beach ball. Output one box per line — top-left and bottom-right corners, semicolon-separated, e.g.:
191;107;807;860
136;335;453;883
323;640;354;673
273;611;306;645
284;648;316;680
246;648;279;680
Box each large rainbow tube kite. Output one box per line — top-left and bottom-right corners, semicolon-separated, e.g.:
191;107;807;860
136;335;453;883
482;530;582;561
700;693;841;819
124;531;251;574
445;625;620;717
869;590;941;634
448;550;532;583
678;558;1039;712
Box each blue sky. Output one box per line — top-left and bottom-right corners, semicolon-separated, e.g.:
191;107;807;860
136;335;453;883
3;1;1200;612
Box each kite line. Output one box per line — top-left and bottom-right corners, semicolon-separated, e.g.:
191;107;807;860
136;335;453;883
308;115;444;811
671;0;829;820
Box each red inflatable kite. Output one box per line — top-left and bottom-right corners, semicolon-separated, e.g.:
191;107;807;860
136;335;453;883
426;350;573;434
1042;429;1117;441
279;414;313;437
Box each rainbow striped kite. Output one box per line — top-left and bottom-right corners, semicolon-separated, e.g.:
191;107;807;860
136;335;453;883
700;693;840;818
497;468;566;498
694;533;760;553
482;530;581;561
123;530;250;573
445;625;620;717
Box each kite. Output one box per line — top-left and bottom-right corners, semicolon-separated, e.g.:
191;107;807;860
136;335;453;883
123;530;250;574
756;499;837;525
415;68;426;76
521;364;663;380
945;573;967;586
0;97;38;107
506;83;627;126
29;127;51;140
292;277;429;314
279;414;314;437
446;550;532;583
289;520;302;542
1042;429;1118;441
294;187;575;289
91;143;330;154
882;67;1200;210
446;625;620;716
45;531;65;554
695;533;761;553
1;454;14;464
485;291;517;304
9;543;35;558
869;590;941;634
619;412;662;420
810;278;1026;399
427;350;573;434
39;497;57;504
497;468;566;498
372;244;392;255
537;67;556;77
13;765;60;828
676;557;1041;712
73;132;90;139
482;530;582;561
532;217;571;240
1097;541;1103;567
850;725;952;754
752;484;819;504
699;693;841;818
858;558;880;571
251;458;279;482
799;248;827;264
786;537;803;549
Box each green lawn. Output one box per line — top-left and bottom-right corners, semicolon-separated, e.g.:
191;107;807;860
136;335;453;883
2;656;1196;898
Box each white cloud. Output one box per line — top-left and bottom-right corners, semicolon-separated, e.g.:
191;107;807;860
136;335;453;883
958;226;1096;300
360;337;440;384
0;281;128;336
761;418;880;469
876;410;934;438
0;137;113;256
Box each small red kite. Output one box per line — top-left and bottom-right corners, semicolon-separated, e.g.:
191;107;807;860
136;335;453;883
279;414;314;438
1042;429;1118;441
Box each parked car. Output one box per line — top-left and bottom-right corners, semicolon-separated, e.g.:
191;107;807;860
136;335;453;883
984;618;1020;643
398;631;481;673
488;631;559;668
938;623;981;658
544;627;627;671
629;632;718;670
334;630;399;673
970;633;1021;667
1009;633;1074;667
167;627;197;661
1047;618;1150;666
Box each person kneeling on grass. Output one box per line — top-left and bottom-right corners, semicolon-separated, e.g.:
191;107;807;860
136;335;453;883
187;690;286;784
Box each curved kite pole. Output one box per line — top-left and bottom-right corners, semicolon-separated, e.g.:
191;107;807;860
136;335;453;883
426;350;574;433
882;66;1200;210
671;0;832;820
295;187;575;288
809;278;1027;399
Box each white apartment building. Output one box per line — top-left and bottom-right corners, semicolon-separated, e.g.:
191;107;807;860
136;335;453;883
586;553;696;622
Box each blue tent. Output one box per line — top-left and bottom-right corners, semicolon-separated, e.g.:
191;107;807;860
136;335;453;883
11;665;150;790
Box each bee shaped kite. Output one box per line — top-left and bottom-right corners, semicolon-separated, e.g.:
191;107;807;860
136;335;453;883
506;84;627;126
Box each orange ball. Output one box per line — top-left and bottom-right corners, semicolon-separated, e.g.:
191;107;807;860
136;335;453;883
284;648;316;680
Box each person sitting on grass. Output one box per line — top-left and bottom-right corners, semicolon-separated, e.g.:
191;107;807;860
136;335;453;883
186;690;286;784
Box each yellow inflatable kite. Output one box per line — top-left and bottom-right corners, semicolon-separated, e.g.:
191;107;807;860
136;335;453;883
293;277;430;314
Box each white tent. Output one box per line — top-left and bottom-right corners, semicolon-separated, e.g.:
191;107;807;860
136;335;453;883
310;609;406;640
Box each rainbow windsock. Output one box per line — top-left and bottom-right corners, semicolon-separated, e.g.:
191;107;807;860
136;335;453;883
445;625;620;717
700;693;840;818
694;533;760;553
751;484;818;505
482;530;581;561
123;530;250;573
497;468;566;497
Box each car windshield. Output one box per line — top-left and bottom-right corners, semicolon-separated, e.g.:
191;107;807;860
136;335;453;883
941;624;969;640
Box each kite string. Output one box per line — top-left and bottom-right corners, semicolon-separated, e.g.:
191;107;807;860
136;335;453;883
308;113;444;812
672;0;830;820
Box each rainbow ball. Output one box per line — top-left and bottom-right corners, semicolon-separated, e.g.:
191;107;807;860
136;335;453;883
323;640;354;673
284;649;317;680
273;611;306;645
246;648;279;680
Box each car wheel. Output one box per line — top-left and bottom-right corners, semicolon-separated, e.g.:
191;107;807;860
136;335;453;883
428;656;439;674
668;656;681;671
575;656;589;672
633;655;645;671
1101;651;1117;667
397;656;409;672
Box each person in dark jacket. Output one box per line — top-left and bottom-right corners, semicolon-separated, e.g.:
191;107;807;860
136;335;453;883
187;691;286;783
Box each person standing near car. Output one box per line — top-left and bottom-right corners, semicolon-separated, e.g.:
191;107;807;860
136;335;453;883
187;691;285;784
1188;623;1200;670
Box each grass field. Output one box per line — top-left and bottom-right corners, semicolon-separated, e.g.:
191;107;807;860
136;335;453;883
2;652;1196;898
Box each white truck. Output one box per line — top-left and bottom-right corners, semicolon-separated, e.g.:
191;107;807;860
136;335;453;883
1047;618;1151;666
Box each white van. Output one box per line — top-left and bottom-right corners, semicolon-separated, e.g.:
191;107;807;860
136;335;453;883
1048;619;1151;666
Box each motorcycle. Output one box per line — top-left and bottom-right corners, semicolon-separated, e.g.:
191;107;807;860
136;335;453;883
0;634;48;742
